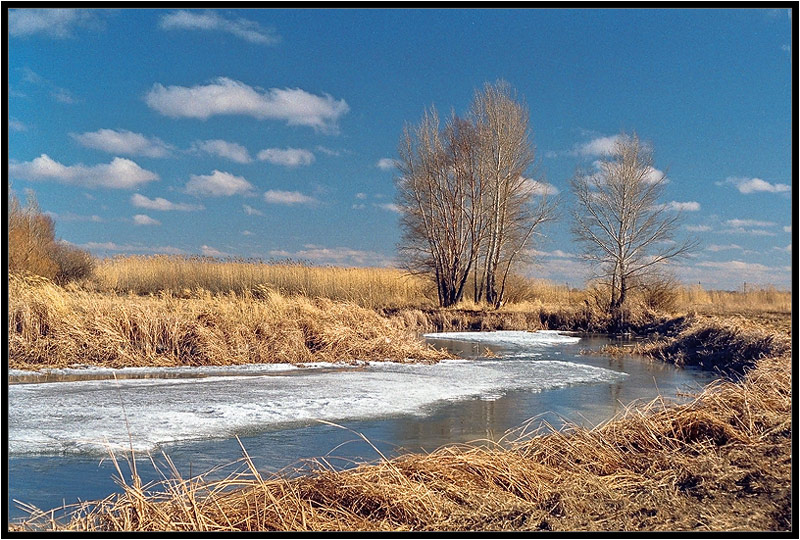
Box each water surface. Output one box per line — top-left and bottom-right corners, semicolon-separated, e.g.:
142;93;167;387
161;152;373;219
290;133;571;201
7;330;715;521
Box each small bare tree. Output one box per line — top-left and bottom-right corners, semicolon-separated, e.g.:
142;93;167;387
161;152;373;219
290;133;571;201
570;134;697;325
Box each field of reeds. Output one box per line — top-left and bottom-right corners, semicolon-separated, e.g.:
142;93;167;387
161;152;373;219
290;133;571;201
9;254;792;371
8;274;448;371
14;315;792;532
91;255;436;309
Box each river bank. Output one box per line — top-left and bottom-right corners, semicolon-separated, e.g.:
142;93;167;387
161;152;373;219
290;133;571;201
10;309;792;531
9;273;682;372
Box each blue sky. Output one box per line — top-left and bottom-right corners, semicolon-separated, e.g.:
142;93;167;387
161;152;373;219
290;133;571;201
7;8;794;289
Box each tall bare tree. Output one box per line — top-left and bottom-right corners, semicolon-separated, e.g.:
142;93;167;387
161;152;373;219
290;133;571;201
470;81;556;306
395;81;556;308
570;134;697;324
396;107;479;307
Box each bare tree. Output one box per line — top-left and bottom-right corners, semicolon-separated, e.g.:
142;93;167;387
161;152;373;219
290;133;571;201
395;81;557;308
570;133;697;325
469;81;558;307
396;107;479;307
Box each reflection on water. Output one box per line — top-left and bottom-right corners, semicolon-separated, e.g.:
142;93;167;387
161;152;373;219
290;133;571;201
8;332;716;521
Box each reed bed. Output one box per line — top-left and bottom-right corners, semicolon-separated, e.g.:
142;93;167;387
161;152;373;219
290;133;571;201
88;256;790;317
91;256;436;309
675;284;791;314
599;315;791;376
15;349;791;531
8;274;449;370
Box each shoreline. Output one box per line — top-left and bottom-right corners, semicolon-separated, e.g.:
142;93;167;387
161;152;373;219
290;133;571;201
8;277;792;531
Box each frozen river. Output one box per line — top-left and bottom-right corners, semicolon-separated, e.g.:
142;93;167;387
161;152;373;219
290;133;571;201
7;330;716;520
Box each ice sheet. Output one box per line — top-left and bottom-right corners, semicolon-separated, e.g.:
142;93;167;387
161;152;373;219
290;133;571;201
424;330;582;346
9;359;624;455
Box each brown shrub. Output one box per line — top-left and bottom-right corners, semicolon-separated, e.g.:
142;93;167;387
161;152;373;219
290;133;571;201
8;191;94;283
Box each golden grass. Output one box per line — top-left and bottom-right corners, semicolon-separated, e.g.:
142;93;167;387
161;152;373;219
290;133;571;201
675;284;791;314
15;346;791;531
8;274;449;370
87;256;790;317
91;256;436;309
599;314;791;376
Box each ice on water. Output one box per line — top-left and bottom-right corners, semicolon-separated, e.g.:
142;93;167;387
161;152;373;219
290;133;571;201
9;331;624;455
424;330;581;346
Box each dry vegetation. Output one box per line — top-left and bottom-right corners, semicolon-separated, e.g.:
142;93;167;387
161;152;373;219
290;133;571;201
14;324;791;531
9;255;791;371
8;274;448;371
8;192;94;284
8;248;792;531
92;255;434;309
599;314;791;376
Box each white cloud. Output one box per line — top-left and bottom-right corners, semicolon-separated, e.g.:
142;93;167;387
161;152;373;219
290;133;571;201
51;88;79;104
587;159;666;186
241;230;254;236
774;244;792;253
145;77;349;132
718;176;791;194
19;67;79;105
784;226;791;233
706;244;742;252
375;203;402;213
159;10;279;45
642;167;667;184
352;204;366;210
377;158;397;170
131;194;203;211
529;256;591;283
9;154;158;189
79;242;186;255
9;118;28;132
257;147;315;167
192;139;252;163
263;190;318;205
719;227;776;237
674;260;791;289
9;8;97;38
133;214;161;226
572;135;622;156
269;245;396;267
685;224;712;232
243;204;264;216
522;178;559;196
355;192;367;200
724;218;776;228
315;146;342;156
185;170;253;197
200;245;229;257
44;211;103;223
662;201;700;212
531;249;577;259
72;129;173;158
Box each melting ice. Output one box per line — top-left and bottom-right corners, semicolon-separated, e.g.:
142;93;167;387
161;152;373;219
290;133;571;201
8;331;625;455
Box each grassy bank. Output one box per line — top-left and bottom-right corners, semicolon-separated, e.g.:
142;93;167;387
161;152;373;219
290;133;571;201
14;316;791;531
8;274;448;370
600;314;791;376
9;260;791;371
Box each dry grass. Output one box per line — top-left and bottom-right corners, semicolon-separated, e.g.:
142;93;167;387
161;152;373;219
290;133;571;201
91;256;436;309
8;274;449;370
14;349;791;532
676;284;791;314
599;314;791;376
